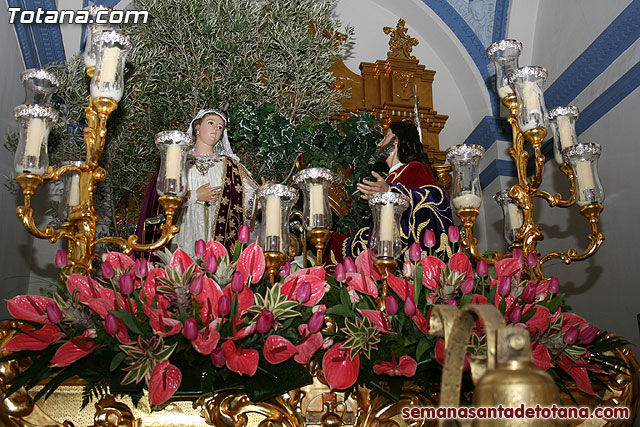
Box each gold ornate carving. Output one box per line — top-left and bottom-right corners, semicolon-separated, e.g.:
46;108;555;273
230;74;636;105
383;19;419;60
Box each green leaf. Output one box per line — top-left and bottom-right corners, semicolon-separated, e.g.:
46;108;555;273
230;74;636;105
498;299;506;315
546;293;565;314
416;338;432;360
111;309;143;335
325;304;348;317
414;264;423;304
459;293;472;307
368;375;403;401
521;307;537;323
110;352;127;371
245;360;313;402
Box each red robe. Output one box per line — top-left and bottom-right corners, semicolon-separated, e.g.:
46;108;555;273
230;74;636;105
386;161;438;188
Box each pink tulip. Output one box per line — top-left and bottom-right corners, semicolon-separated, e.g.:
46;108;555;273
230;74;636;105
296;281;311;303
509;305;523;323
279;261;291;277
134;258;148;278
308;311;324;333
423;229;436;248
205;254;218;274
231;271;244;293
195;239;206;257
210;347;226;367
526;252;538;267
564;327;579;345
521;282;536;303
460;277;474;294
447;226;460;243
218;295;231;316
189;276;203;295
476;259;488;277
404;296;416;316
119;274;134;295
580;325;598;345
334;263;346;282
409;242;421;261
104;313;118;335
238;224;250;243
55;250;67;268
498;276;511;296
386;295;398;315
182;317;198;340
548;277;560;293
343;257;357;273
46;302;63;323
101;262;114;279
256;309;274;334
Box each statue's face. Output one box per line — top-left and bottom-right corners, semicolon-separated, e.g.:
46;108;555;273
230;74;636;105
196;114;225;147
374;128;397;162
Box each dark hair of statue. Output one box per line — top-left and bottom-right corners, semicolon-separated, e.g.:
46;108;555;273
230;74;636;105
388;121;435;173
191;112;225;138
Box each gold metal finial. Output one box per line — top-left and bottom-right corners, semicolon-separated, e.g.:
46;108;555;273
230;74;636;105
307;228;332;265
383;19;419;60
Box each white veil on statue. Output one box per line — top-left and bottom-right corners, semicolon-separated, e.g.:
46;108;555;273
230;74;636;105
187;109;239;162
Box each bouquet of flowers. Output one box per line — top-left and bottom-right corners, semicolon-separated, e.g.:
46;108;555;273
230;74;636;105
1;225;626;407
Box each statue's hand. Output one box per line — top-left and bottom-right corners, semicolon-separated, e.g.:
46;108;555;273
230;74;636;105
356;171;389;199
196;183;222;202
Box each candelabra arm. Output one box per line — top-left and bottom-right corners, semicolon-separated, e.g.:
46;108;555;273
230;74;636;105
507;119;529;188
456;208;504;265
84;97;118;167
534;162;576;207
540;204;604;265
522;128;547;191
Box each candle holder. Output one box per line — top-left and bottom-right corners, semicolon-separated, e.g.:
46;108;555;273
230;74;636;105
90;30;132;102
486;39;522;99
373;258;397;312
20;68;59;106
13;105;58;176
264;252;287;285
368;191;409;260
155;130;192;197
562;143;604;207
293;167;336;264
446;144;484;211
508;66;548;133
494;189;524;246
548;105;580;165
82;5;116;75
61;161;83;218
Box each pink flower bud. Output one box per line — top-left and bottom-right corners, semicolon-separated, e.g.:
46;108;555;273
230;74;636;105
210;347;226;367
476;259;488;277
447;226;460;243
512;248;523;262
404;296;416;316
119;274;134;295
104;313;118;335
204;254;218;274
296;281;311;303
189;276;203;295
564;327;579;345
521;282;536;304
580;325;598;345
461;277;475;294
423;229;436;248
526;252;538;267
386;295;398;315
334;263;346;282
134;258;148;278
444;299;457;305
195;239;206;257
217;295;231;316
55;250;67;268
548;276;559;293
279;261;291;276
409;242;421;261
509;305;522;323
101;262;114;279
308;311;325;333
182;317;198;340
498;276;511;296
231;271;244;293
343;257;357;273
256;309;274;334
238;224;250;243
46;302;63;323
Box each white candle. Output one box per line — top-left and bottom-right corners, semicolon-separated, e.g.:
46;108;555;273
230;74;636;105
497;82;514;99
452;192;482;209
507;203;523;229
520;81;542;131
379;204;395;242
556;116;575;150
165;145;182;181
265;195;282;237
575;161;595;190
309;184;324;218
100;47;120;82
68;174;80;207
25;118;44;162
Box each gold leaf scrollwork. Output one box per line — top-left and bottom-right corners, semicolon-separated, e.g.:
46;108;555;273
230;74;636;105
196;390;299;426
383;19;419;60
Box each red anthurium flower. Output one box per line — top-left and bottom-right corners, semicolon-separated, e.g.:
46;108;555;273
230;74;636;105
87;297;118;319
556;355;596;395
222;340;259;376
7;295;55;323
373;353;417;377
237;243;265;284
222;282;255;317
354;249;381;281
263;335;297;364
282;273;328;307
66;274;105;304
168;249;196;274
561;312;586;332
205;241;229;261
143;304;182;337
522;304;550;335
294;332;323;364
494;257;522;282
345;273;378;298
412;309;431;335
530;341;551;371
192;321;221;355
419;256;445;289
142;268;169;308
387;273;412;301
322;342;360;390
448;252;473;278
149;360;182;405
102;251;135;273
50;331;97;367
195;276;223;322
358;310;393;333
2;324;65;352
